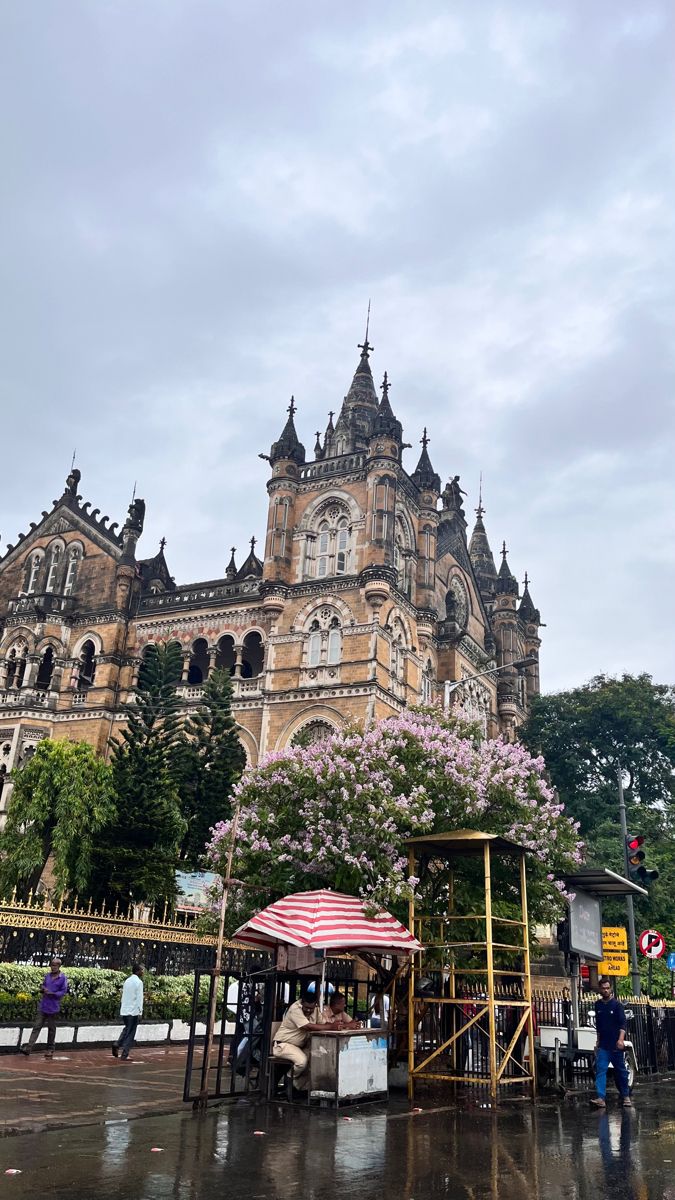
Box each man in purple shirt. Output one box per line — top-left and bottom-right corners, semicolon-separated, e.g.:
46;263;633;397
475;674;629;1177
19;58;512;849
20;958;69;1059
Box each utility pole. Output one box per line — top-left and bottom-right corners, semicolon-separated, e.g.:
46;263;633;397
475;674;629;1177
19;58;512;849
617;768;641;996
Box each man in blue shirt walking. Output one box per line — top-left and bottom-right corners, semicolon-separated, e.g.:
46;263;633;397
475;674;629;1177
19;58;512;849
591;978;631;1108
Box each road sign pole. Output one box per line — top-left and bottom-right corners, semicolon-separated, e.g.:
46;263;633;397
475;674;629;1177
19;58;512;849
671;970;674;1000
648;958;653;998
618;768;641;995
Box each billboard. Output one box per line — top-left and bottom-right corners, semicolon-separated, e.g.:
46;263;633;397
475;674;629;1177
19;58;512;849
568;889;603;960
175;870;219;914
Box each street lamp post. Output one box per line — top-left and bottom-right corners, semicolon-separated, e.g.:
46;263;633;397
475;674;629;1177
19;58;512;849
443;657;537;712
617;768;642;996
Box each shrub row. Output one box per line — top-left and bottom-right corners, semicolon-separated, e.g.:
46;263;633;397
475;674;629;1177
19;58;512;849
0;965;220;1024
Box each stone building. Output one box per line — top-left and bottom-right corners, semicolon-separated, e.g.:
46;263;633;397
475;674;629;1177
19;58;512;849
0;338;542;815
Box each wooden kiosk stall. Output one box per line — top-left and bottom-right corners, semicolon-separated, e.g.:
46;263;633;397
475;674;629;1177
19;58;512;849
232;888;420;1106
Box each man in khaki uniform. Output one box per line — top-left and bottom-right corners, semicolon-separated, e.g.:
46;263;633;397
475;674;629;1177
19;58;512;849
321;992;360;1029
273;996;346;1093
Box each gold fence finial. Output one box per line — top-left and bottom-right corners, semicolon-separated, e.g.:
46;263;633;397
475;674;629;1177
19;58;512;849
113;900;119;919
162;900;168;924
10;885;17;905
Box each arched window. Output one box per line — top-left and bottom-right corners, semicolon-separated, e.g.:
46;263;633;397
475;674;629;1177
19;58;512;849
79;640;97;688
305;503;353;580
241;631;264;679
389;619;407;683
304;608;343;668
24;553;42;595
422;659;434;705
215;635;236;675
35;647;55;691
308;621;322;667
291;720;336;747
5;644;28;689
63;546;83;596
188;638;209;685
46;544;63;592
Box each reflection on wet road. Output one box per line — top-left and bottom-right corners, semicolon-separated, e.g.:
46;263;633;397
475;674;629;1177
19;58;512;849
2;1086;675;1199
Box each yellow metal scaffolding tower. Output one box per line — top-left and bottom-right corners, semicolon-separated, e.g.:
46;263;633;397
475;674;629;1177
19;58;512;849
406;831;536;1103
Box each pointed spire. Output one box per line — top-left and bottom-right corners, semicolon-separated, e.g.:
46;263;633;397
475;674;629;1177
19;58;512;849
411;428;441;493
469;478;498;595
235;536;263;581
372;371;403;442
269;396;305;466
225;546;237;580
495;541;519;596
343;322;378;413
314;430;323;457
159;536;167;554
518;572;541;623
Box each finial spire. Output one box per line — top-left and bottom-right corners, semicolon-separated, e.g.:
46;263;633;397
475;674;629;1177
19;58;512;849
476;472;485;518
287;396;296;417
421;427;429;449
71;448;77;471
358;300;373;359
159;536;166;553
381;370;389;398
501;540;508;559
523;571;529;587
250;535;256;553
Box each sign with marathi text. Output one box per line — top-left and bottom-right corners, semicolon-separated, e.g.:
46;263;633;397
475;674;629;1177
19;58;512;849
599;926;629;976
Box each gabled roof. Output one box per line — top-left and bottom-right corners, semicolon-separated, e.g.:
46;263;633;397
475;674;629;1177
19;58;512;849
0;469;128;568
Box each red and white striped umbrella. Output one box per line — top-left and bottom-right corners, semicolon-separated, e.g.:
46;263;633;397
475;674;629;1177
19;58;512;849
233;889;421;956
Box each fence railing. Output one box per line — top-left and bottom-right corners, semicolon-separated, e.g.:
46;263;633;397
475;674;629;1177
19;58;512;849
533;987;675;1078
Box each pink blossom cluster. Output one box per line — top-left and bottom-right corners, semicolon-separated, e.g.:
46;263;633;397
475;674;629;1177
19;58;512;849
207;710;584;924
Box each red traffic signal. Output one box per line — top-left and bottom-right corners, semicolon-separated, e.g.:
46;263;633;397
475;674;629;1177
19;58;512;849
626;834;659;886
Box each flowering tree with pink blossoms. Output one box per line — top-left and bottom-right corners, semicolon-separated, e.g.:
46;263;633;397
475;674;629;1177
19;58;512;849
207;710;583;934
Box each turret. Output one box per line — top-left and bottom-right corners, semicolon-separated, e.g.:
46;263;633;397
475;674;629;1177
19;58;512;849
518;572;542;699
411;430;441;601
469;493;498;607
261;399;303;584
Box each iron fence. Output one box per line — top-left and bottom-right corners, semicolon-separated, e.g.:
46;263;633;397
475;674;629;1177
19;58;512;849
533;988;675;1084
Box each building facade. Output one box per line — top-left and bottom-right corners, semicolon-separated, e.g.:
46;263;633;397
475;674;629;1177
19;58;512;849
0;339;542;816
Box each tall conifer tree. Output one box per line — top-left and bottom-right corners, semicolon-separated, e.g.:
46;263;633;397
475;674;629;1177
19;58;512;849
177;669;246;867
90;642;187;906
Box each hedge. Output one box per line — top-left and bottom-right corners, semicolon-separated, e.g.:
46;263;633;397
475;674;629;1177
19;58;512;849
0;965;226;1024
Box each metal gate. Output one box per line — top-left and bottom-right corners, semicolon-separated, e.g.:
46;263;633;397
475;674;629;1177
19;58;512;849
183;967;274;1105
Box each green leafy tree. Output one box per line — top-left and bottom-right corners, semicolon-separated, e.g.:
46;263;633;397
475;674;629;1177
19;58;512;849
176;669;246;868
89;642;187;907
0;739;116;899
520;673;675;932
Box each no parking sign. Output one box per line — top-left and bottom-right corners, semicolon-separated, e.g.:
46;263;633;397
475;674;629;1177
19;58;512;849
639;929;665;959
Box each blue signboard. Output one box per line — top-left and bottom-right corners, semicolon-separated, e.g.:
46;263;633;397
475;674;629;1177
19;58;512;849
667;952;675;972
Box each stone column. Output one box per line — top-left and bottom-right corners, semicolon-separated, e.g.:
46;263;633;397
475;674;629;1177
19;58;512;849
207;647;218;678
233;645;244;678
181;652;191;683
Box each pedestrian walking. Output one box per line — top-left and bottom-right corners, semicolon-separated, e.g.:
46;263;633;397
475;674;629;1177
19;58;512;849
112;964;144;1060
590;978;631;1108
20;957;69;1059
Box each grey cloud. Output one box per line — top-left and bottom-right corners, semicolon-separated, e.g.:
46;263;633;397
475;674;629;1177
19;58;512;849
1;0;673;689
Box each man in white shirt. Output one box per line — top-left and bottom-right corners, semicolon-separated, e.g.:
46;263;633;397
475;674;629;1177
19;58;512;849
112;964;144;1060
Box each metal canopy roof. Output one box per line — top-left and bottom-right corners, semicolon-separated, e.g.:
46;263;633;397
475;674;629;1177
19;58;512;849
563;868;647;898
404;830;527;858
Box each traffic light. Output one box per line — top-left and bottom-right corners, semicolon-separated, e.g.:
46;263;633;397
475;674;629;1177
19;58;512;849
626;835;659;886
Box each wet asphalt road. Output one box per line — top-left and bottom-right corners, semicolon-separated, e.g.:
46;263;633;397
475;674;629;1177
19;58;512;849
1;1086;675;1200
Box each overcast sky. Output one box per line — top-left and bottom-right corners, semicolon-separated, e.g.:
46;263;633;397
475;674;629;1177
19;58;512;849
1;1;673;692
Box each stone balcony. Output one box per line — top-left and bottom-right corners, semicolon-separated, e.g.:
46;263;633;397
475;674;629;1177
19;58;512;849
176;678;263;703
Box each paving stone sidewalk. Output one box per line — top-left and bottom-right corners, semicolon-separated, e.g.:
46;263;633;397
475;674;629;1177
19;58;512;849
0;1046;191;1136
